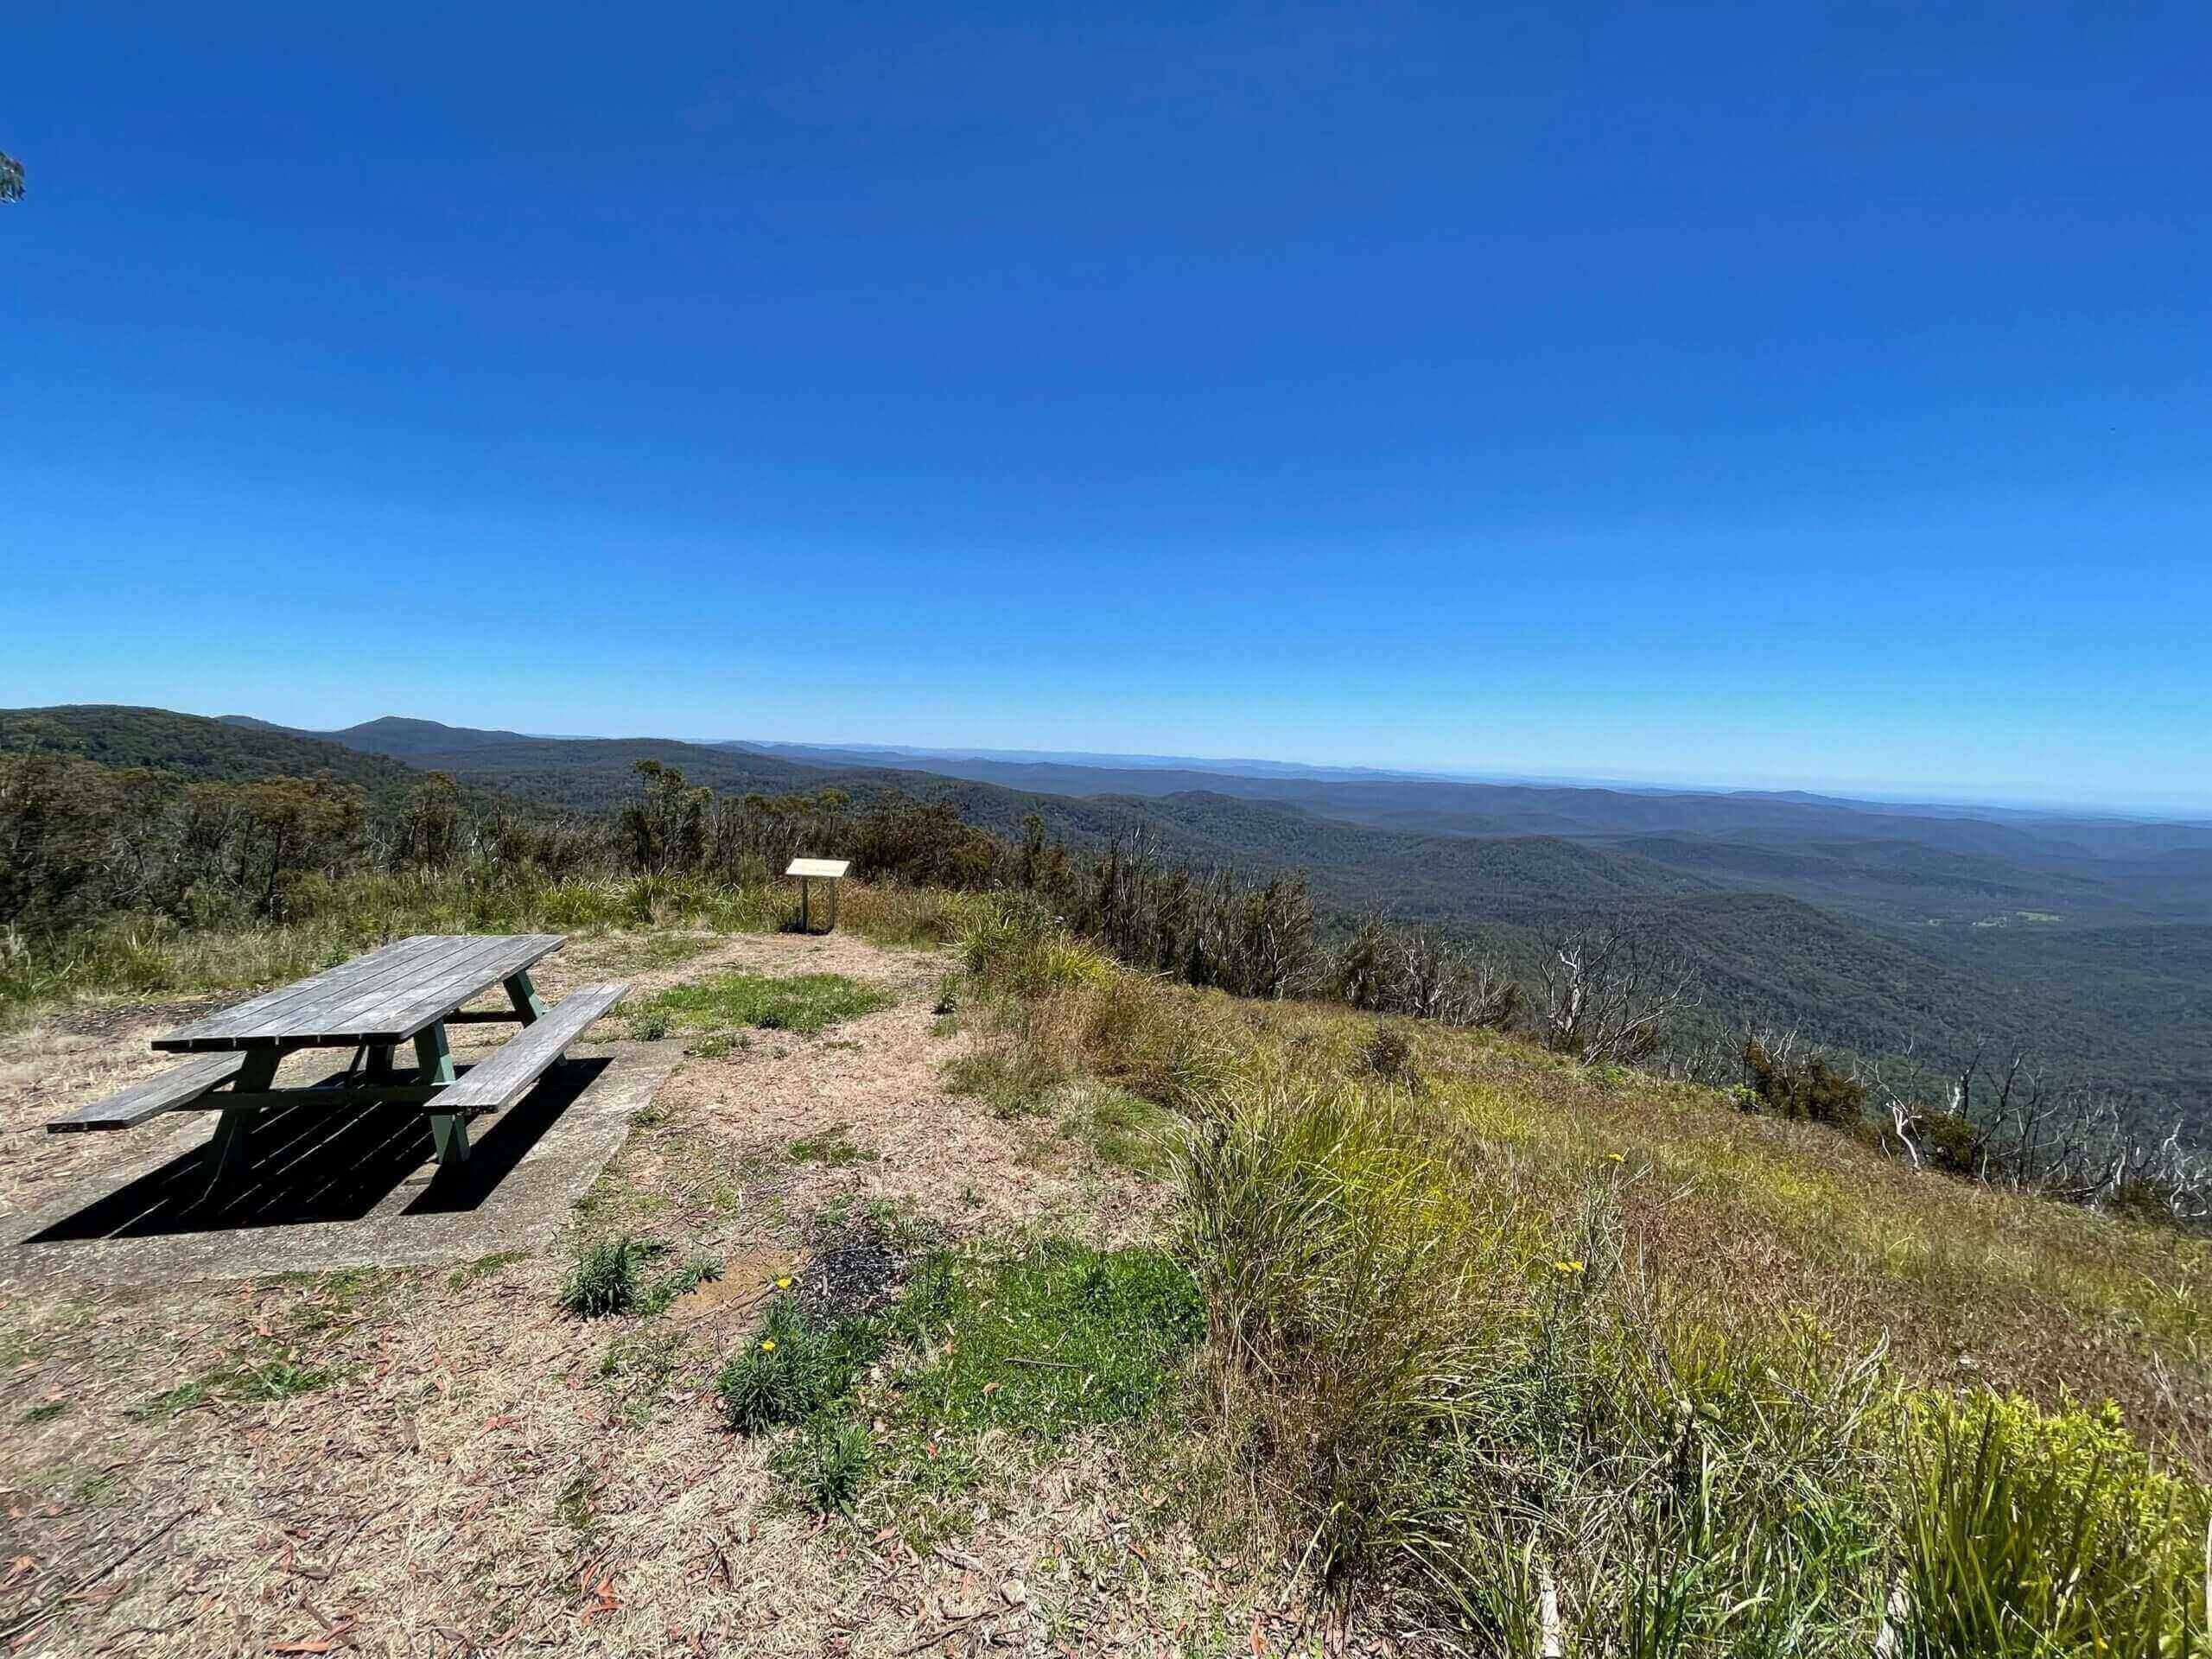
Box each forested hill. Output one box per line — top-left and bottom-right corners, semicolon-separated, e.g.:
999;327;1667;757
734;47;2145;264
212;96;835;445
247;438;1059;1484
1;705;432;811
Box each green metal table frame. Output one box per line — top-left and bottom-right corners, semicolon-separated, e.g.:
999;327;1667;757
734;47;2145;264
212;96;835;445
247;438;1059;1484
199;969;545;1194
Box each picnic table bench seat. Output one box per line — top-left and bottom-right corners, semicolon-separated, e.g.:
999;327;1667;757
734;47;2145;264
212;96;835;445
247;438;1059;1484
436;982;627;1114
46;1052;249;1133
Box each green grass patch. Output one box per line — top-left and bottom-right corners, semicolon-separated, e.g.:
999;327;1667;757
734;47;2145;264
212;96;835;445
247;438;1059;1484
1061;1080;1174;1177
725;1238;1205;1520
448;1249;530;1290
630;971;892;1039
789;1123;877;1166
138;1352;346;1417
889;1241;1203;1440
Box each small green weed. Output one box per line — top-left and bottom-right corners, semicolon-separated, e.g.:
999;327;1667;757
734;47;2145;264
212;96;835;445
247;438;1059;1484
22;1401;67;1423
636;1256;724;1317
556;1471;597;1531
630;972;892;1038
598;1330;690;1426
139;1353;344;1417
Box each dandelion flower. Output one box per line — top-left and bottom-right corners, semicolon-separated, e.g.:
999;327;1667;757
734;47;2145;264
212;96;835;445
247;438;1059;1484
1606;1152;1625;1163
760;1338;778;1352
774;1276;793;1289
1553;1260;1586;1274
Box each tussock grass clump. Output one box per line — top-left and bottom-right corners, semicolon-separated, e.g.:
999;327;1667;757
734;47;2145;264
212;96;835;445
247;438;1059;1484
961;894;1113;997
1898;1390;2212;1655
562;1234;661;1318
1178;1077;1508;1583
772;1415;877;1513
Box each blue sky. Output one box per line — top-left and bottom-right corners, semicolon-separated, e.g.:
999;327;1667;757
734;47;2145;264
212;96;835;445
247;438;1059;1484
5;3;2209;811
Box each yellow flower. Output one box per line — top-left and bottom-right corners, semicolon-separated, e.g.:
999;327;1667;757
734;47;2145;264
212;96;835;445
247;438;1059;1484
774;1276;793;1289
1606;1152;1625;1163
1553;1260;1586;1275
760;1338;777;1352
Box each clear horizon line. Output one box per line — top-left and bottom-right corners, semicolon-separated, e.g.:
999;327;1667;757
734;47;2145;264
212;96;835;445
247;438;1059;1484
28;702;2210;824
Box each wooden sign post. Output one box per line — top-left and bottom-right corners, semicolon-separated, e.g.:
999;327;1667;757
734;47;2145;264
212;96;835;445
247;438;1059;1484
785;858;852;933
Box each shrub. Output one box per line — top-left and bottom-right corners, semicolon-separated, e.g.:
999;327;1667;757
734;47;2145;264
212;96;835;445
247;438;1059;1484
1359;1020;1422;1091
1332;918;1519;1029
1742;1037;1867;1128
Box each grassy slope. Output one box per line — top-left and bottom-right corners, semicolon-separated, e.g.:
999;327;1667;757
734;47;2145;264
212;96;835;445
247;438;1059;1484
953;915;2212;1648
969;940;2211;1460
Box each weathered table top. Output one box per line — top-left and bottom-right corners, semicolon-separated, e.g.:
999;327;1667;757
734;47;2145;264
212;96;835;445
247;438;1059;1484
151;934;567;1052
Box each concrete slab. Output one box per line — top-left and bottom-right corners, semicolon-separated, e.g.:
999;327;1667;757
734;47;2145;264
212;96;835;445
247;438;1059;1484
2;1040;680;1287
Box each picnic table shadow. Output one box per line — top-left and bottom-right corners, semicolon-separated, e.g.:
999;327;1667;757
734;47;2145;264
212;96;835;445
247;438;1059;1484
29;1058;610;1242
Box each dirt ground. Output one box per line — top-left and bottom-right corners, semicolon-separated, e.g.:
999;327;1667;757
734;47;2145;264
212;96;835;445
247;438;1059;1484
0;931;1263;1658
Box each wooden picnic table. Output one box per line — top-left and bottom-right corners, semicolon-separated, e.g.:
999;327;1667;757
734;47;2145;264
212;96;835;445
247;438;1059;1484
48;934;627;1195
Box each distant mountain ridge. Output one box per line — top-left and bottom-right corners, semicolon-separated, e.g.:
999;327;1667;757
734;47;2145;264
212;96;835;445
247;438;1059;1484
10;704;2205;1125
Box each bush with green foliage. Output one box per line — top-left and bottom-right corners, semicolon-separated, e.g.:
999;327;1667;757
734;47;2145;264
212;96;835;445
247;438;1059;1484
1741;1036;1869;1128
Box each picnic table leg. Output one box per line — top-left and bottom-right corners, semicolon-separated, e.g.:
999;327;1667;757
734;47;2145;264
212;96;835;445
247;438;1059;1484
202;1047;282;1199
417;1023;471;1169
503;971;544;1025
365;1043;397;1078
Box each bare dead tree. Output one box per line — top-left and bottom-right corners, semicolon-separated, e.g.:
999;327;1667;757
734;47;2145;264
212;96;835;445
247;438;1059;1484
1534;923;1697;1066
1862;1039;2212;1224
